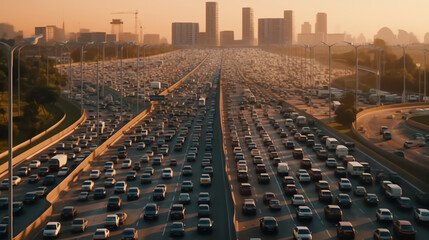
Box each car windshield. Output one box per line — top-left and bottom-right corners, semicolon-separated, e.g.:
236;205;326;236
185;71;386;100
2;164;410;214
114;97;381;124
421;212;429;216
45;225;57;230
265;219;276;225
122;229;134;235
298;229;310;234
301;208;310;213
172;206;182;211
401;225;414;231
95;231;105;235
73;219;83;224
342;226;354;231
380;232;391;236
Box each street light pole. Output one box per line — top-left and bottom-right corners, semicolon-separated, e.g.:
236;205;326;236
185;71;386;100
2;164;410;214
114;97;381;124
96;45;100;146
400;45;407;103
322;42;338;123
80;45;84;114
136;44;140;114
17;46;25;116
120;44;124;119
0;35;42;240
424;50;428;102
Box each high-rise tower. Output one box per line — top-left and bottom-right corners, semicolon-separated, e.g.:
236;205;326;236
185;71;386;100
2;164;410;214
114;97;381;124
284;10;293;45
315;12;327;42
206;2;219;46
242;7;254;45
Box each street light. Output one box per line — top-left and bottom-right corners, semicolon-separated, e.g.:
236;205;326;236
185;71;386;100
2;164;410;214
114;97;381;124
17;45;26;116
119;41;135;119
142;44;151;110
398;45;408;103
80;42;94;114
59;42;72;99
0;34;42;240
321;41;339;123
345;42;364;120
423;49;428;102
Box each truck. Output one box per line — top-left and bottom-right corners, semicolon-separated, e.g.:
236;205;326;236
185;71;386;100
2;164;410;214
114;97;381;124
347;161;364;177
326;138;339;151
48;154;68;171
150;81;161;90
296;116;307;127
198;97;206;107
335;145;349;159
385;184;402;199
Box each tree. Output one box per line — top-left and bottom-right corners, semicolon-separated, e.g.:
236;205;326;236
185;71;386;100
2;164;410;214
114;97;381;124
335;92;357;126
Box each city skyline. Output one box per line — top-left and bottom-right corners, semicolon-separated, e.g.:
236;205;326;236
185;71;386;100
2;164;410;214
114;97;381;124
2;0;429;43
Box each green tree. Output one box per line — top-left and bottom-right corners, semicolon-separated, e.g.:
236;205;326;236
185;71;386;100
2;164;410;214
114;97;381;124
335;92;357;126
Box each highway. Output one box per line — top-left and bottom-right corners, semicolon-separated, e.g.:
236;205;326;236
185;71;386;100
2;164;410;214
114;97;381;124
32;51;235;240
220;49;429;239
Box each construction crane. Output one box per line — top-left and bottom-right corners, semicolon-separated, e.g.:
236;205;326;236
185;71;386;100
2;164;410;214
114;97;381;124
112;10;138;38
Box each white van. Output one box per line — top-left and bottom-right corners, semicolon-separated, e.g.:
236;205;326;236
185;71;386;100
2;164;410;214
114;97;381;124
385;184;402;199
277;163;289;176
326;138;339;151
296;116;307;127
336;145;349;159
347;161;364;176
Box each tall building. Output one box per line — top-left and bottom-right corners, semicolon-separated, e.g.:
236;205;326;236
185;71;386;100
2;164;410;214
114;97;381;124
242;7;254;46
172;23;199;46
110;19;123;36
301;22;311;34
79;32;106;44
284;10;293;45
315;12;327;42
206;2;219;46
220;31;234;46
35;27;47;44
144;34;160;45
258;18;286;46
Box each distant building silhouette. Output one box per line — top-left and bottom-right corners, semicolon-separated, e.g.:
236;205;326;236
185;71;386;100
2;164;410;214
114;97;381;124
424;33;429;44
220;31;234;46
78;32;106;44
144;34;160;45
242;7;254;46
206;2;219;46
374;27;419;45
284;10;293;45
315;12;327;42
172;22;199;46
258;18;286;46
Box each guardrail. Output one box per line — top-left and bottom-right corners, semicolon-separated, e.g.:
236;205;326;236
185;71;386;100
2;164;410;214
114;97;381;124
407;116;429;132
18;55;209;240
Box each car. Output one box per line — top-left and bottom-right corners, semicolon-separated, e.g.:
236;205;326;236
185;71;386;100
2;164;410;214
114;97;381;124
197;218;213;233
43;222;61;239
240;183;252;195
42;175;56;186
127;187;140;200
282;176;295;186
203;166;214;176
121;159;132;168
255;164;267;173
263;192;276;204
326;158;337;168
336;221;355;240
373;228;392;240
72;218;88;232
104;178;116;188
170;204;185;220
104;214;120;229
87;170;99;181
309;168;322;181
114;181;127;193
335;167;347;178
181;180;194;192
23;192;37;204
243;199;257;215
198;204;211;217
292;194;305;206
0;198;7;209
17;167;30;177
107;196;122;211
292;148;304;159
126;171;137;181
364;193;379;206
414;208;429;223
316;149;329;160
360;173;374;185
258;173;271;184
335;193;352;208
153;187;166;201
182;165;193;176
393;220;415;239
170;222;185;237
237;170;249;182
293;226;312;240
316;180;330;192
269;199;281;211
178;193;191;204
260;216;278;234
198;192;210;205
33;186;47;198
376;208;393;222
93;228;110;239
143;167;154;175
13;201;23;214
144;203;159;220
57;167;69;177
28;174;40;183
140;173;152;184
300;158;312;169
116;212;127;225
162;168;174;179
338;178;352;191
78;191;89;201
200;174;211;185
396;197;413;210
121;228;138;240
324;205;343;221
285;140;295;149
317;189;333;203
296;206;313;221
81;180;94;191
353;186;367;196
61;206;77;220
29;160;41;169
284;184;297;196
104;169;116;178
403;141;414;149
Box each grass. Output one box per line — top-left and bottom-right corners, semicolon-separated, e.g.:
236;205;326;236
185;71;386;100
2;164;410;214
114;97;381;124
0;97;81;164
327;122;356;140
409;115;429;126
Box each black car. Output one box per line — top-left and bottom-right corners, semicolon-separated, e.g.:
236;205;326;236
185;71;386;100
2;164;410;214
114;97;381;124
300;158;312;169
38;167;50;177
170;222;185;237
28;174;40;183
94;187;107;199
42;175;56;186
143;203;159;220
61;206;77;220
335;167;347;178
324;205;343;221
237;170;248;182
364;193;379;206
316;150;329;160
285;140;295;149
107;196;122;211
23;192;37;205
260;216;278;234
319;190;333;204
12;202;23;215
242;199;257;215
335;194;352;208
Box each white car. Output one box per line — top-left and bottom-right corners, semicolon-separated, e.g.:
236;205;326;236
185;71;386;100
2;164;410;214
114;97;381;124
325;158;337;167
162;168;174;179
12;176;22;186
293;226;312;240
105;169;116;178
178;193;191;204
43;222;61;238
414;208;429;223
292;194;306;206
122;159;132;168
104;161;114;171
81;180;94;191
29;160;41;169
299;173;311;182
338;178;352;190
57;167;69;177
200;174;211;185
93;228;110;239
376;208;393;221
89;170;101;179
89;145;98;151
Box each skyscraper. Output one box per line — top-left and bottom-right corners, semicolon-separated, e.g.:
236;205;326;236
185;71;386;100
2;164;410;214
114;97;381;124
172;23;199;46
315;12;327;42
301;22;311;34
284;10;293;45
258;18;286;46
206;2;219;46
242;7;254;46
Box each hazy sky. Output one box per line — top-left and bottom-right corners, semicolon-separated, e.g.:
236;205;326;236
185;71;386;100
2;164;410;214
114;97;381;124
2;0;428;42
